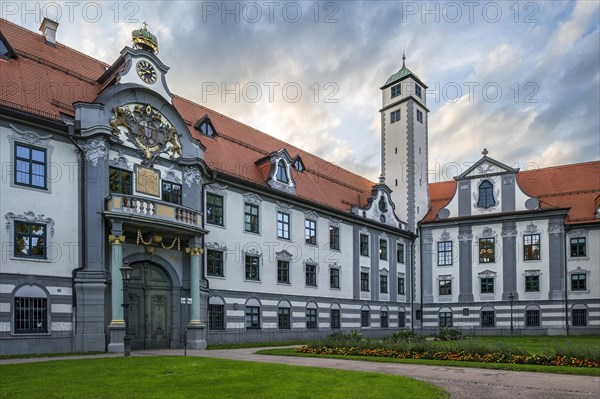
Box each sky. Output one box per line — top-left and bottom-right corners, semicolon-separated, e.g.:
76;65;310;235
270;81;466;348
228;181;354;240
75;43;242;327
3;1;599;182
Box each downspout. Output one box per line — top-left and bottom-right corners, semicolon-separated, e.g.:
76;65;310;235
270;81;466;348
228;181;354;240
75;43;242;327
418;224;423;333
564;225;570;336
67;123;85;317
410;234;416;330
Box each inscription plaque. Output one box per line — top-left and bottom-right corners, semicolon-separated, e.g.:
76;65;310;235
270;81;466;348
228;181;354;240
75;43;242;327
136;166;160;196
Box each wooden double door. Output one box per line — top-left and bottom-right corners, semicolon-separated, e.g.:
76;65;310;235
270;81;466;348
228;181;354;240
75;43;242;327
125;262;171;349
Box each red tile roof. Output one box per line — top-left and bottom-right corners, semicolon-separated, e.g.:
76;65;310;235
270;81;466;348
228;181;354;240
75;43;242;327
2;19;599;222
423;161;600;225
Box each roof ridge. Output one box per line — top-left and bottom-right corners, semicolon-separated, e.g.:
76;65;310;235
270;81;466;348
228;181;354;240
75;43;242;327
0;18;110;68
174;95;376;187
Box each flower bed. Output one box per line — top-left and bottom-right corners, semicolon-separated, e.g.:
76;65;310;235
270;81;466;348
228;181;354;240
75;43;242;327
295;345;599;368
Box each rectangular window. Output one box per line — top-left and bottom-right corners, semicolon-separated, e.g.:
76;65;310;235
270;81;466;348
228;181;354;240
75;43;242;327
439;279;452;296
306;264;317;286
415;84;422;98
481;277;494;293
391;109;401;123
416;109;423;123
206;193;224;226
379;239;388;260
524;234;540;261
306;308;317;329
245;255;260;281
381;311;389;328
244;203;259;233
437;241;452;266
277;260;289;284
208;304;224;330
462;308;470;317
439;312;452;327
277;212;290;240
479;238;495;263
206;250;224;277
330;268;340;289
278;307;291;329
245;306;260;329
361;310;370;327
525;275;540;292
161;181;182;205
329;225;340;250
572;309;587;327
360;272;369;291
380;275;388;294
397;243;405;264
15;143;47;189
398;311;406;328
525;309;540;327
109;167;132;195
481;310;495;327
305;219;317;245
391;83;401;98
570;237;586;257
571;274;586;291
360;234;369;256
330;309;341;329
14;296;47;334
14;222;46;258
398;276;405;295
415;309;422;321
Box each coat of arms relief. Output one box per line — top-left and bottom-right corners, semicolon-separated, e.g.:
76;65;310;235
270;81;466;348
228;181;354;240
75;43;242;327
110;104;182;165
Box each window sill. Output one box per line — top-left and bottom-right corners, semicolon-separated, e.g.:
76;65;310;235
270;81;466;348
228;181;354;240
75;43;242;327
207;275;226;280
329;247;341;252
243;230;261;236
244;279;261;283
523;259;542;263
570;290;591;295
568;256;590;262
329;286;341;290
207;222;226;229
305;285;318;289
277;282;291;286
10;255;51;263
305;242;318;247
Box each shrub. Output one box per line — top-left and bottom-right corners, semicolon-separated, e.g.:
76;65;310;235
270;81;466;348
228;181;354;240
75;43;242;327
434;327;463;341
388;329;425;343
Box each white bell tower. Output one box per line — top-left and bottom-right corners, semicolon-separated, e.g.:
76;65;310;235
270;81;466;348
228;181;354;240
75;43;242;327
380;55;429;233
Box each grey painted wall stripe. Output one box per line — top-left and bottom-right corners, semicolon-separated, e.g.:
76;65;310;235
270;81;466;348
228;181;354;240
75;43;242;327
458;225;474;302
502;221;517;300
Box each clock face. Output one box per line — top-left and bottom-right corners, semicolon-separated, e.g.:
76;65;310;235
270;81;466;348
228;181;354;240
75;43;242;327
136;60;157;84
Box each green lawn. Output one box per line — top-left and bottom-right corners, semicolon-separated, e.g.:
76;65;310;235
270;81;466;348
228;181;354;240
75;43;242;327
0;357;447;399
207;340;306;350
456;335;600;354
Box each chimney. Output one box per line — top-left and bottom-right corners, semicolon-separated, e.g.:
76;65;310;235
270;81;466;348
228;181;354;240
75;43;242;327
39;18;59;46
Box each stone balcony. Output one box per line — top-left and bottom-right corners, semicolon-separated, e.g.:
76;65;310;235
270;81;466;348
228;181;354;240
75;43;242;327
104;194;207;236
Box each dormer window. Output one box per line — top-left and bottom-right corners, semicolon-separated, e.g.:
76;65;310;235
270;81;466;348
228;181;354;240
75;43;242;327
477;180;495;208
378;196;388;212
195;115;216;137
294;158;305;172
276;160;289;183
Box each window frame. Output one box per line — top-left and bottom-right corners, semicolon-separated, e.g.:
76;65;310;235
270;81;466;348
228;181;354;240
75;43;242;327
278;307;291;329
523;234;540;261
329;267;340;289
379;239;388;260
391;84;401;98
305;219;317;245
275;159;289;183
570;237;586;257
109;167;133;195
161;180;182;205
481;310;495;327
380;310;389;328
206;192;224;226
360;271;369;292
277;260;290;284
525;308;540;327
245;255;260;281
439;311;452;327
525;274;540;292
208;304;225;330
572;308;588;327
415;83;422;98
571;273;587;291
437;241;453;266
277;211;290;240
480;277;495;294
397;275;405;295
359;234;369;256
13;293;48;334
477;180;495;208
416;109;423;123
390;109;401;123
245;306;261;329
398;311;406;328
329;225;340;250
379;274;388;294
14;143;47;189
330;308;341;329
306;308;318;329
244;203;260;233
479;238;495;263
439;278;452;296
206;249;224;277
305;264;317;287
397;243;405;264
361;310;370;327
14;221;47;259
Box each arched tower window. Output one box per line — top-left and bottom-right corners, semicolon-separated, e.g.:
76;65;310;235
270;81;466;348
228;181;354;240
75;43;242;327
276;160;289;183
477;180;495;208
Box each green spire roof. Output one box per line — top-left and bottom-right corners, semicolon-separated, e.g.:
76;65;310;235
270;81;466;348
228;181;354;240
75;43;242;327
384;54;424;86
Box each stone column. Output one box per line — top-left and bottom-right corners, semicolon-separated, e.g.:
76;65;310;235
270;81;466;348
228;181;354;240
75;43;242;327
185;242;207;349
107;231;126;353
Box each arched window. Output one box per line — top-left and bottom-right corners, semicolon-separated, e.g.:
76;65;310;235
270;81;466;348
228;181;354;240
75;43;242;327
306;301;318;329
439;307;453;327
245;298;261;330
524;305;541;327
277;300;291;330
477;180;495;208
14;285;48;334
208;296;225;330
276;160;289;183
361;304;370;327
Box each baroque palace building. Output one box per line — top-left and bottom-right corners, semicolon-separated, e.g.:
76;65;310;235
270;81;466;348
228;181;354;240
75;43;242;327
0;19;598;355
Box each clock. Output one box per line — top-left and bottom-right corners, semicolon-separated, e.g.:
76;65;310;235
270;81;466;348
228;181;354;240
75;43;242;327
136;60;157;84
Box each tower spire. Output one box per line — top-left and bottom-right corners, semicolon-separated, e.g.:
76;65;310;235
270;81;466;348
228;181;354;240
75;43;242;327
402;51;406;68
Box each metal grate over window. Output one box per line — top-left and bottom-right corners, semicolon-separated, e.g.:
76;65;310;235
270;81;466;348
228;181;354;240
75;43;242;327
14;296;47;334
208;304;224;330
